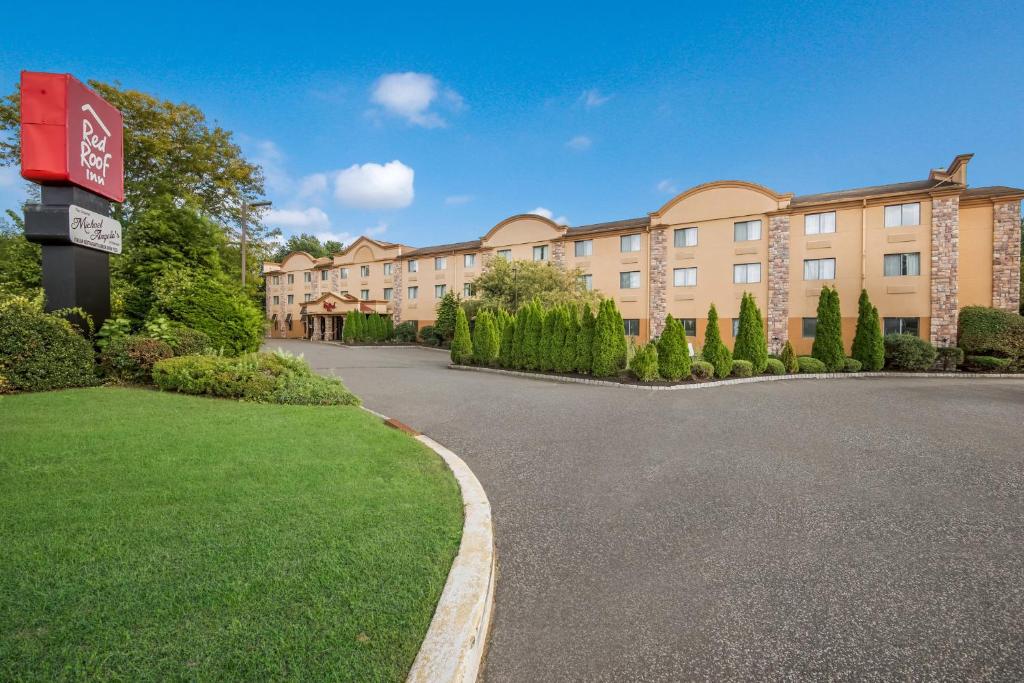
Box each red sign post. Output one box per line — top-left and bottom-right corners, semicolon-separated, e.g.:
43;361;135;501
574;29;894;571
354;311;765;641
21;71;125;332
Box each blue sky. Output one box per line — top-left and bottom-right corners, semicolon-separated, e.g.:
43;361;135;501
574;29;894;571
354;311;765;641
2;1;1022;249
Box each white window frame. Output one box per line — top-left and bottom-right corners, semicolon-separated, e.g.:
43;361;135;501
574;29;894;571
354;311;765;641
884;202;921;228
579;273;593;291
339;267;349;279
272;295;279;305
383;287;393;301
804;212;836;235
304;272;312;282
883;317;920;336
620;234;641;253
533;245;548;261
435;284;447;298
407;286;418;300
497;249;512;260
623;319;640;336
320;269;329;281
463;283;475;297
574;240;593;257
464;253;476;268
407;260;418;273
803;257;836;281
884;252;921;277
360;265;369;278
732;318;741;337
734;220;762;242
620;271;641;289
360;289;369;300
272;275;280;285
733;262;762;284
383;263;393;276
287;294;294;304
287;274;294;284
435;257;447;270
673;267;697;287
304;293;312;302
674;227;698;248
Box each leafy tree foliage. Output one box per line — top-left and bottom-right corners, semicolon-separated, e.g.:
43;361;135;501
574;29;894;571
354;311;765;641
0;210;40;299
0;297;97;392
732;293;768;374
271;233;343;261
851;289;885;371
702;303;733;379
657;314;691;381
450;307;473;364
435;292;461;342
470;258;598;313
811;286;845;371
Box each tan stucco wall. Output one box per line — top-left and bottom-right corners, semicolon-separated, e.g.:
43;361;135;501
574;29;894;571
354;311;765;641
958;203;995;307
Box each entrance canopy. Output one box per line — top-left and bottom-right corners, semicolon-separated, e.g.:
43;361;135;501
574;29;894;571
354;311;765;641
300;292;389;316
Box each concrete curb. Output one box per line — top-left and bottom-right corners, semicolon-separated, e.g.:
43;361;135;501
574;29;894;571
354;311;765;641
360;406;495;683
448;364;1023;390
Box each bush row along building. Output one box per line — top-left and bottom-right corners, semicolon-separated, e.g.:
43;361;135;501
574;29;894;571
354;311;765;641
262;154;1021;354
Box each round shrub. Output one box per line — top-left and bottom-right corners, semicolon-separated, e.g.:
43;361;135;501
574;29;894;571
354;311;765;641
0;297;97;392
963;355;1011;373
166;324;211;356
629;342;660;382
419;325;441;346
797;356;828;373
764;358;786;375
100;335;174;383
691;360;715;380
731;359;754;378
957;306;1024;362
779;340;799;374
394;321;418;343
883;334;937;371
843;357;863;373
936;347;964;372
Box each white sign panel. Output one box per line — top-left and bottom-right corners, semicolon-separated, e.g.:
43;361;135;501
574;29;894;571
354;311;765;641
68;204;122;254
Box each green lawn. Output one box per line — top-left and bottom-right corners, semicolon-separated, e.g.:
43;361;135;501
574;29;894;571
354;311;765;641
0;387;463;681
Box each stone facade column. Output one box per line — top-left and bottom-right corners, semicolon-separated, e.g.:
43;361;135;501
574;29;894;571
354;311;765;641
992;200;1021;313
310;315;323;341
766;214;791;354
551;240;565;267
392;260;404;323
648;227;668;338
929;196;960;347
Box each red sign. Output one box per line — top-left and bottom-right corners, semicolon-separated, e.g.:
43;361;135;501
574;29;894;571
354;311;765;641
20;71;124;202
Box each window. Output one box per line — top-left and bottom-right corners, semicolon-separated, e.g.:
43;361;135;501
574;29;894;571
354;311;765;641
407;260;418;273
623;319;640;336
732;319;740;337
884;202;920;227
802;317;817;338
574;240;593;257
803;257;836;280
320;270;329;281
383;287;393;301
304;293;312;302
360;265;369;278
620;271;640;289
360;289;369;300
272;295;279;305
435;284;446;298
674;227;698;248
464;254;476;268
497;249;512;260
804;212;836;235
272;275;280;285
463;282;475;297
384;263;393;276
287;274;294;284
578;274;593;291
533;245;549;261
435;257;447;270
733;263;761;284
680;318;697;337
673;267;697;287
734;219;762;241
884;252;921;277
340;290;348;296
304;272;312;282
287;294;294;304
408;286;418;300
884;317;920;336
620;234;641;252
339;267;349;279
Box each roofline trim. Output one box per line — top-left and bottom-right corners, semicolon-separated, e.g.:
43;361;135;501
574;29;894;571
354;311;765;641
650;180;793;219
480;213;567;242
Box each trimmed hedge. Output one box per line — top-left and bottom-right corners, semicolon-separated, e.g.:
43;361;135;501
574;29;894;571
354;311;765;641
166;324;211;356
629;342;660;382
963;355;1011;372
883;334;937;371
99;335;174;383
691;360;715;380
0;297;97;392
797;356;828;373
843;357;863;373
153;351;359;405
957;306;1024;366
765;358;786;375
779;340;799;374
394;321;418;342
151;270;263;356
936;346;964;372
731;359;754;377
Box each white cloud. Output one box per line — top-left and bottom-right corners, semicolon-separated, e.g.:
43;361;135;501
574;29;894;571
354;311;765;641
370;72;463;128
565;135;592;151
529;206;568;226
334;160;415;210
656;179;679;194
580;88;611;108
444;194;474;206
297;173;328;199
265;207;331;230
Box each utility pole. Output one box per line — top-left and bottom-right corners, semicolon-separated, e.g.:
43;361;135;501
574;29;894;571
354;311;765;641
240;199;271;288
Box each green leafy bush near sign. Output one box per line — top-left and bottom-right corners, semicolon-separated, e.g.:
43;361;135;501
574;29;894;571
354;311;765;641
797;356;828;373
0;297;97;392
165;323;212;356
883;334;938;371
153;351;359;406
99;335;174;383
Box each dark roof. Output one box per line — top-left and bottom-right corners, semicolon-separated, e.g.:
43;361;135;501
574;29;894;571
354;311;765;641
791;179;962;207
404;239;482;257
961;186;1024;200
565;216;650;235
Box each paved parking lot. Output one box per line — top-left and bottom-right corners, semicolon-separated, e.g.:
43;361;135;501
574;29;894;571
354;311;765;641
270;341;1024;681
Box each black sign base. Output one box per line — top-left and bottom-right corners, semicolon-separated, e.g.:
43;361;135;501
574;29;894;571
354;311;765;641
24;186;113;334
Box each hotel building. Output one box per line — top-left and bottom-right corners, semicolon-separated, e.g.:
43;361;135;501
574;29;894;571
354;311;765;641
262;154;1021;354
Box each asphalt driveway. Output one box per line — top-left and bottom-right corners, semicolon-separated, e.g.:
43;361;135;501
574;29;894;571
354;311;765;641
269;340;1024;681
